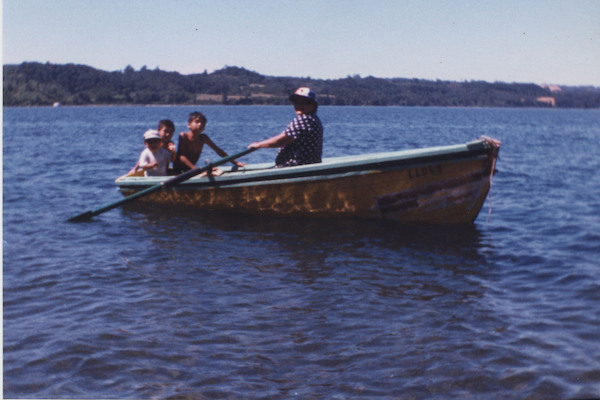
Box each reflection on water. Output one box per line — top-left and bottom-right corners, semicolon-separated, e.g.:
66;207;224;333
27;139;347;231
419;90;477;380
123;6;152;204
124;205;491;311
125;204;486;257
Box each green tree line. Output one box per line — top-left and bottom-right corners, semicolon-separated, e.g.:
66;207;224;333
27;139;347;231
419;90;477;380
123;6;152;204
4;62;600;108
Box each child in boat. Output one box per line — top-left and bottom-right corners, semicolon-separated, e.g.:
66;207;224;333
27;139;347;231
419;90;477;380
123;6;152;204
129;119;176;174
172;111;246;174
158;119;177;163
138;129;173;176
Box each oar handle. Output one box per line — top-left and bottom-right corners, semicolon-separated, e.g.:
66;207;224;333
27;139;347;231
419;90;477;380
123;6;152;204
67;147;257;222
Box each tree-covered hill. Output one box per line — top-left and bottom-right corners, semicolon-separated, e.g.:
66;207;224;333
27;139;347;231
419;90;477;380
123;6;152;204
4;62;600;108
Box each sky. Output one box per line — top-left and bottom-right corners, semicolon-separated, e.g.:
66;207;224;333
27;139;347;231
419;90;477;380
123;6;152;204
2;0;600;86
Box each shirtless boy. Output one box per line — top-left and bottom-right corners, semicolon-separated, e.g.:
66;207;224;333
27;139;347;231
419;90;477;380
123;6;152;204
173;111;245;174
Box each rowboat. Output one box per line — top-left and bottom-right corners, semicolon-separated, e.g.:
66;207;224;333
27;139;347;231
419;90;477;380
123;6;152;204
115;137;500;224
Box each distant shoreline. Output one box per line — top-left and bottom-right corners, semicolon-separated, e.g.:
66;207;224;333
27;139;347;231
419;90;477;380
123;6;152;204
4;62;600;108
6;103;600;110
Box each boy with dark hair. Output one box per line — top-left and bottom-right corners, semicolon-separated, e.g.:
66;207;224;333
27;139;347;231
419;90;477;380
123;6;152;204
158;119;176;173
173;111;245;174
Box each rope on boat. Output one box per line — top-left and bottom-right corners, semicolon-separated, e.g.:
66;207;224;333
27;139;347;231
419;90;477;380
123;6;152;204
481;136;501;222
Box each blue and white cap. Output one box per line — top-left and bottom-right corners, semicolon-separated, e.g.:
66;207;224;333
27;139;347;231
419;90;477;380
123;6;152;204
289;87;318;104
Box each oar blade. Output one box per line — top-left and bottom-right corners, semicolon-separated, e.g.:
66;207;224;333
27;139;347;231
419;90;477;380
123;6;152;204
67;210;95;223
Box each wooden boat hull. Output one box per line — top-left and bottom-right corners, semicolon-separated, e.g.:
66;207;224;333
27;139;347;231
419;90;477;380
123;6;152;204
116;137;500;223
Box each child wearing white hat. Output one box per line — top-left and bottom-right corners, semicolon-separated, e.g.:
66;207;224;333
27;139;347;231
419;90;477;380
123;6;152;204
138;129;173;176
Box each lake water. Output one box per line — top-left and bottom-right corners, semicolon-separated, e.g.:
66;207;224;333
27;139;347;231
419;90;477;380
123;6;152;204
3;105;600;399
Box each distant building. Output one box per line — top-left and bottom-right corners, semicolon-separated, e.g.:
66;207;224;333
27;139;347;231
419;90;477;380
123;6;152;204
540;84;562;93
536;97;556;107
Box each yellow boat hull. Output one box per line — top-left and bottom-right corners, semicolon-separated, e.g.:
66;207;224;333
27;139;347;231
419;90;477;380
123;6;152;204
117;138;500;224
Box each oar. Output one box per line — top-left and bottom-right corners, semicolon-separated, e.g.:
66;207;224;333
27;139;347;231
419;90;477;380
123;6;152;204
67;148;256;222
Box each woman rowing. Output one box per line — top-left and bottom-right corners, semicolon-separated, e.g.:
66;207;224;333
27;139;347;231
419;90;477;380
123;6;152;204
249;87;323;167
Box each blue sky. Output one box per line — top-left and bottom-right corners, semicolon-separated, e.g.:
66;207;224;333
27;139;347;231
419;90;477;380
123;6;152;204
3;0;599;86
